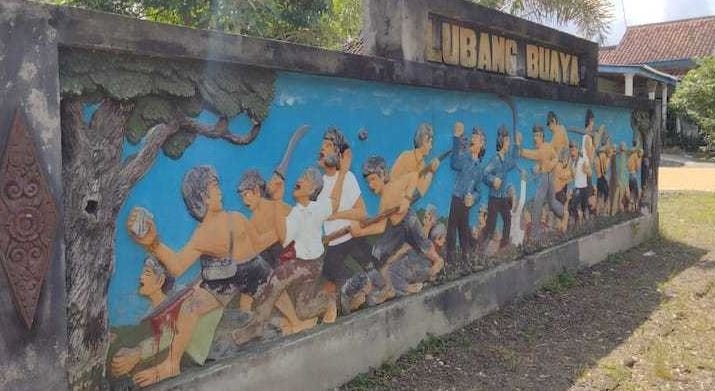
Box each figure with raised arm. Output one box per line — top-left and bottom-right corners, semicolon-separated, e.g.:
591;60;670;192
446;122;486;259
515;125;570;241
568;140;591;225
237;170;328;334
126;166;269;387
546;111;569;156
349;156;444;313
315;128;382;312
477;125;519;250
610;141;630;215
551;147;575;230
391;122;440;196
594;135;614;215
231;163;347;345
627;141;643;212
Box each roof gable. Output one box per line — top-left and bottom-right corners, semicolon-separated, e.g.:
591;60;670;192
600;15;715;65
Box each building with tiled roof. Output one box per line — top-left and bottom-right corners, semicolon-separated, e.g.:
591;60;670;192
597;16;715;147
599;15;715;76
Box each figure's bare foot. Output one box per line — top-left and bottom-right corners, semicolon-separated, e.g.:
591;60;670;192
133;360;179;388
372;286;395;305
279;316;293;335
322;298;337;324
405;283;424;294
429;256;445;279
284;317;318;335
231;321;264;346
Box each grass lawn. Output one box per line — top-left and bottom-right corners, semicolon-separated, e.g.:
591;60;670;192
341;192;715;390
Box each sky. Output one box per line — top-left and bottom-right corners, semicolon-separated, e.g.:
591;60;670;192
552;0;715;45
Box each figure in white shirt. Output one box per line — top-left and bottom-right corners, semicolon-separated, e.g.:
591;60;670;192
232;165;346;345
568;141;592;225
315;128;380;308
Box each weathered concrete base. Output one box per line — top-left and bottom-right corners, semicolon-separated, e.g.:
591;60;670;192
154;214;657;391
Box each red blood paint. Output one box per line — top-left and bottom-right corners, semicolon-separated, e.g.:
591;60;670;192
148;287;195;355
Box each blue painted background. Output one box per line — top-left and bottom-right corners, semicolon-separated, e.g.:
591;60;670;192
108;72;635;326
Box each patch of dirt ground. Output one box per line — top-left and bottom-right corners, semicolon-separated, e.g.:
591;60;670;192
659;167;715;191
341;192;715;390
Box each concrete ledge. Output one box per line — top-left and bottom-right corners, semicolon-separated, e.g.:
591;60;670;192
154;214;657;391
1;1;649;109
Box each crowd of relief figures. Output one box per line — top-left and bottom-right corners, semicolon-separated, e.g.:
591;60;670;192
108;108;646;387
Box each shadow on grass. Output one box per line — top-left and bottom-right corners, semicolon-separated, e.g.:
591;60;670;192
341;235;709;391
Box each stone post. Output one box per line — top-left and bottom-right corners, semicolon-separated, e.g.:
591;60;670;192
362;0;429;62
0;1;67;390
646;79;657;100
661;83;668;133
624;73;634;96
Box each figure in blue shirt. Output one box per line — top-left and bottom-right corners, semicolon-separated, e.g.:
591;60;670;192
446;122;486;260
476;125;520;250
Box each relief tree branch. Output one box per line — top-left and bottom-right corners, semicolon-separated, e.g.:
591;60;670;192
90;99;134;160
180;115;262;145
117;121;180;198
60;98;90;169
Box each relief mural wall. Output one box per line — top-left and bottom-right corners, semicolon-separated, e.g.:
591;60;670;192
58;49;650;388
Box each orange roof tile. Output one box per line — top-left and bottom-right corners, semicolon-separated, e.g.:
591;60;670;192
600;15;715;65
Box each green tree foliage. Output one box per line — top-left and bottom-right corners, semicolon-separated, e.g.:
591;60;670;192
671;57;715;145
53;0;337;46
471;0;613;43
52;0;610;47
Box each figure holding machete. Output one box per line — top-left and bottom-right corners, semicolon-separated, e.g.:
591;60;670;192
239;125;329;335
232;153;350;345
239;124;309;270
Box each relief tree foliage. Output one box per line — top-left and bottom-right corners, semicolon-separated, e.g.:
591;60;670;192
59;48;275;389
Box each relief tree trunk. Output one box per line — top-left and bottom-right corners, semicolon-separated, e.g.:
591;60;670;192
61;98;229;389
63;98;134;389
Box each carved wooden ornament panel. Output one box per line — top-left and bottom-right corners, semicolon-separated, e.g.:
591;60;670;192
0;110;58;329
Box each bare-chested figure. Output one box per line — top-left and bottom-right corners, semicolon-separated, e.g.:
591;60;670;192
546;111;569;156
594;136;614;215
627;142;643;212
231;164;348;345
238;170;321;334
351;156;444;293
551;148;575;230
390;123;440;196
516;126;570;240
611;142;630;216
126;166;269;386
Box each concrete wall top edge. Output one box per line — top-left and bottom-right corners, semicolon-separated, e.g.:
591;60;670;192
426;0;599;52
17;0;650;110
